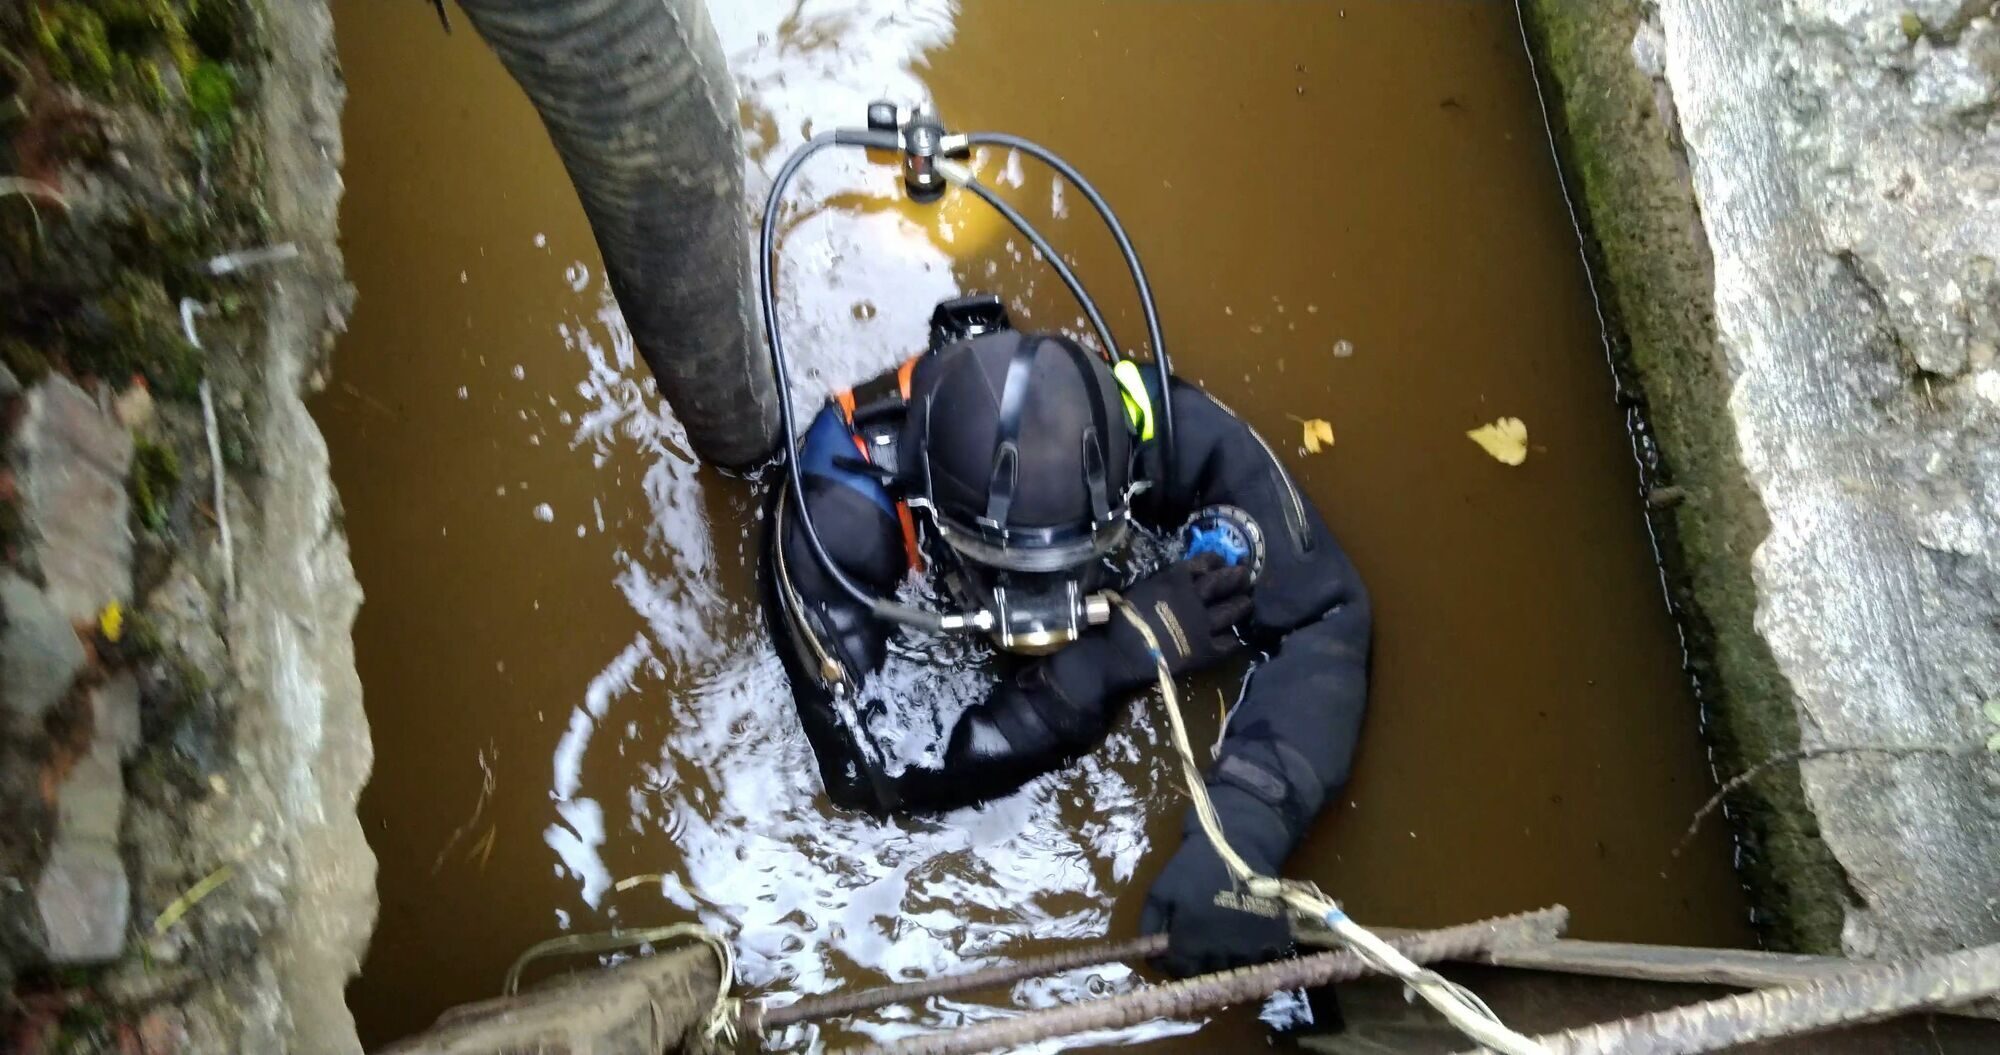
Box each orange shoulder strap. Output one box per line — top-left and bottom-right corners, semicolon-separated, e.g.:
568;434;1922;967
831;358;925;572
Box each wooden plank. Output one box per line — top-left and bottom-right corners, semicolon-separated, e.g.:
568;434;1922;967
1477;938;1849;988
1357;931;1999;1023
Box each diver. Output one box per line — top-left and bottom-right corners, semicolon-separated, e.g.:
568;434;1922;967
756;107;1370;980
763;300;1371;978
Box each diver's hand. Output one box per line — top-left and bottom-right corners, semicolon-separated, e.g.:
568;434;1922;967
1108;552;1252;681
1140;786;1294;977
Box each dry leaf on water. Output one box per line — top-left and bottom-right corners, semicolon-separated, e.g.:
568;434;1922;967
1300;418;1335;454
1467;417;1529;466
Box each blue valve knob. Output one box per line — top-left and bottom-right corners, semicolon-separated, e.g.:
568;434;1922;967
1177;505;1265;583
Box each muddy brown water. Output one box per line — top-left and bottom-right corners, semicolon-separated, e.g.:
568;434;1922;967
320;1;1753;1050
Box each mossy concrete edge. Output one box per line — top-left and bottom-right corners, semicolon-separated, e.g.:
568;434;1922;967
1515;0;1851;952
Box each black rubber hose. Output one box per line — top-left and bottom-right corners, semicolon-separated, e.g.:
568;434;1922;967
964;132;1177;492
758;132;953;633
958;178;1122;362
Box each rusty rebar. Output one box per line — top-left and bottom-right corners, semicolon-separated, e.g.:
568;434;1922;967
752;934;1169;1031
835;906;1568;1055
1453;941;2000;1055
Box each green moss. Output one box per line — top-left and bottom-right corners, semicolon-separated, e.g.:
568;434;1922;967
1521;0;1852;953
55;1002;112;1055
132;439;182;531
59;271;206;397
124;611;167;659
29;1;234;113
31;5;117;94
1900;12;1925;42
101;0;200;74
184;58;233;131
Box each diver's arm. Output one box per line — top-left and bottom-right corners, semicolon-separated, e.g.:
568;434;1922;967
1139;382;1373;975
892;636;1141;812
895;554;1251;813
775;476;904;676
766;407;910;811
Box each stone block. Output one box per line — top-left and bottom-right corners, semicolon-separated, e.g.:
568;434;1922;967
47;674;141;853
16;377;132;477
0;572;86;725
34;837;130;964
11;376;135;624
93;673;141;754
23;465;132;625
54;744;124;846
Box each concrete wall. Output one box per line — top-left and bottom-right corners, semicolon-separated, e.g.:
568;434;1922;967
0;2;373;1051
1521;0;1999;956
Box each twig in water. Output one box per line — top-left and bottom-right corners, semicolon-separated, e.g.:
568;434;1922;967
339;380;400;419
431;744;498;874
1675;742;1985;856
470;825;498;870
1;177;67;241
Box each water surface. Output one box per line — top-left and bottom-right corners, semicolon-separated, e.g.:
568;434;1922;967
322;2;1751;1049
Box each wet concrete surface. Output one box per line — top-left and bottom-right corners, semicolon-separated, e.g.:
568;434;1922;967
321;1;1752;1049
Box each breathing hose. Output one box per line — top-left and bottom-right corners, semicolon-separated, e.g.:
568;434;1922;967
758;118;1179;636
759;131;968;635
955;176;1120;364
963;131;1178;494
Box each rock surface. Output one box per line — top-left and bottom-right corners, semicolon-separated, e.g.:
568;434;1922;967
1;374;139;969
12;377;136;623
239;3;376;1046
0;571;86;724
1658;0;2000;960
34;677;142;964
0;1;373;1049
1527;0;2000;956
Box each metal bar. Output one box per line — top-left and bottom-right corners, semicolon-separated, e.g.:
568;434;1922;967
754;934;1168;1030
837;906;1569;1055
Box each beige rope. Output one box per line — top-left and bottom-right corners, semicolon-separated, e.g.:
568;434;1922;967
1105;592;1546;1055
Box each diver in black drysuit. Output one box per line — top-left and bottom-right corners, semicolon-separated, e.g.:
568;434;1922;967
762;312;1370;977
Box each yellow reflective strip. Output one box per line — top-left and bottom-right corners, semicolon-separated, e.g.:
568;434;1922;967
1112;360;1155;442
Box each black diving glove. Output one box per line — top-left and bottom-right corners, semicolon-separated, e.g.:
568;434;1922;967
1106;552;1253;682
1140;784;1296;977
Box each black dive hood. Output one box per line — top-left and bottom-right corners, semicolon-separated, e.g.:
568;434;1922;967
907;329;1138;653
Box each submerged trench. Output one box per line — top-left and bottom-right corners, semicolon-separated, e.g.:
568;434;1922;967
317;1;1753;1050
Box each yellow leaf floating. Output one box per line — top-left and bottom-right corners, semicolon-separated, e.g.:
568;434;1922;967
1467;417;1529;466
1300;418;1336;455
99;602;124;643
